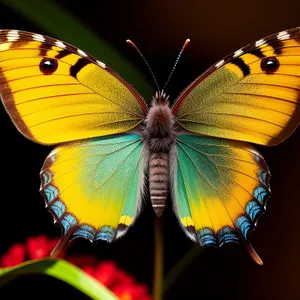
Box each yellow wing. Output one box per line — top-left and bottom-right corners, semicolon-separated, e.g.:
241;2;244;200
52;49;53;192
173;134;270;264
40;133;145;256
173;27;300;146
0;30;147;144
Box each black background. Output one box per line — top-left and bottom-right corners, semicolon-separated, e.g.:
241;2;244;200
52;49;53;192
1;0;300;299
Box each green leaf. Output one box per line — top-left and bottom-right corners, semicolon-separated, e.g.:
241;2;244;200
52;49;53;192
0;0;153;99
0;258;118;300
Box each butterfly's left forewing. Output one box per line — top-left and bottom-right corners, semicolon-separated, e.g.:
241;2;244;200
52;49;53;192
0;30;147;144
40;133;146;255
171;134;270;263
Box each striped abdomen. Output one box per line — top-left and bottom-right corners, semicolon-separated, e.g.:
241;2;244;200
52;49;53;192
149;152;169;217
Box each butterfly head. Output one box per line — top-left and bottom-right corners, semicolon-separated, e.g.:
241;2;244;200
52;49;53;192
143;90;175;153
152;90;169;105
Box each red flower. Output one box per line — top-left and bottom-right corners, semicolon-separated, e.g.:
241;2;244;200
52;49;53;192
82;261;151;299
113;284;152;300
94;261;118;287
1;243;26;268
26;235;64;260
67;255;99;268
26;235;50;260
0;235;152;299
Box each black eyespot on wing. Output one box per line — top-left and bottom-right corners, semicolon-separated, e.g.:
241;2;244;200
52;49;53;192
39;58;58;75
260;57;280;74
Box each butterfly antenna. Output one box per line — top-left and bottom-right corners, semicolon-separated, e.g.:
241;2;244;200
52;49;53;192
126;39;160;91
163;38;190;91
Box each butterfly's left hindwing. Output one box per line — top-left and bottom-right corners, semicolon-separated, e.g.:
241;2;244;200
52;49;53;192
173;27;300;146
171;134;270;263
40;133;145;255
0;30;147;145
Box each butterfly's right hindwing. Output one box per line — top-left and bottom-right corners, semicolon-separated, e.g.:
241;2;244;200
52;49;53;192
171;134;270;263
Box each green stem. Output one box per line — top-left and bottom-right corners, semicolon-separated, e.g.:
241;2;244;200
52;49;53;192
163;245;202;295
153;217;164;300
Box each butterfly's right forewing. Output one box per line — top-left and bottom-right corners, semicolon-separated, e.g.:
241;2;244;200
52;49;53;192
173;27;300;146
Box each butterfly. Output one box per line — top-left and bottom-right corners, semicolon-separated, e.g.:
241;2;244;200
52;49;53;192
1;27;299;265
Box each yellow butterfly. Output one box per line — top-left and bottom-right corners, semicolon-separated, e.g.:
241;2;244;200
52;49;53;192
1;28;299;264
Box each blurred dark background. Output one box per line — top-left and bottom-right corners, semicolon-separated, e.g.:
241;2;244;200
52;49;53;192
1;0;300;299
